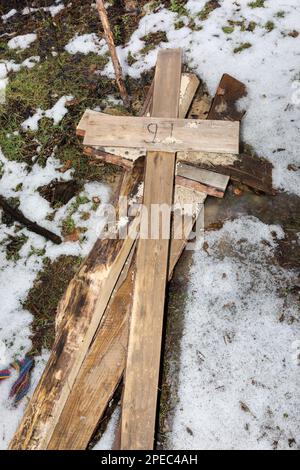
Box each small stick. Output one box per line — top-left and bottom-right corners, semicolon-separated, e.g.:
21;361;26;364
0;194;62;245
96;0;129;106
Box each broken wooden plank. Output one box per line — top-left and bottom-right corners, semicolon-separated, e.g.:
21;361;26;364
120;48;182;450
207;73;247;121
179;153;273;194
47;186;205;450
176;162;229;198
9;179;142;450
83;146;135;170
83;114;240;154
46;67;201;450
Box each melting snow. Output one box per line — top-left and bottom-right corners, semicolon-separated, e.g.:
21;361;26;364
1;9;17;22
65;33;107;55
21;95;74;131
22;3;65;18
0;148;111;448
7;33;37;50
170;217;300;450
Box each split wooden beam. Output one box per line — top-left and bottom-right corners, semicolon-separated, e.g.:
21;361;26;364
120;48;182;450
9;193;140;450
44;71;204;450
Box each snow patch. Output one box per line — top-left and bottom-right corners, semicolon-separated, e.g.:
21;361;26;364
93;407;120;450
8;33;37;50
1;9;17;22
21;95;73;131
170;216;300;450
22;4;65;18
65;33;107;55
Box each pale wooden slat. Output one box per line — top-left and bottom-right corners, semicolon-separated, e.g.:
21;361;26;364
120;48;182;450
83;114;239;154
76;73;199;139
177;162;230;192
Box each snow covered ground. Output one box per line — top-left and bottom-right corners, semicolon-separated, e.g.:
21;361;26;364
0;0;299;450
170;217;300;450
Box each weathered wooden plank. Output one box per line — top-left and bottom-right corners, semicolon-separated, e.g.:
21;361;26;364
120;48;182;450
207;73;247;121
76;73;199;138
83;114;239;154
9;172;142;450
47;187;205;450
175;175;223;198
46;66;201;450
176;162;229;197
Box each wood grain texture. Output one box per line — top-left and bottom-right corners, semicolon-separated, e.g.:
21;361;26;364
120;48;182;450
83;114;240;154
46;67;202;450
47;188;205;449
176;162;229;197
175;175;224;198
207;73;247;121
9;167;143;450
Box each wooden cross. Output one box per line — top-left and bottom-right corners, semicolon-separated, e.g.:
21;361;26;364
80;49;240;450
9;49;241;452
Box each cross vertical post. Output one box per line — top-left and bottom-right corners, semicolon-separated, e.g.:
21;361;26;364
120;49;182;450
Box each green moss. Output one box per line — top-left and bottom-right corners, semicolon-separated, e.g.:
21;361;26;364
248;0;265;8
61;215;76;236
5;52;108;110
69;195;90;215
222;26;234;34
140;31;168;55
4;234;28;261
170;0;188;16
127;51;137;66
175;20;186;30
0;129;26;163
265;21;275;32
198;1;221;20
24;255;82;354
0;160;4;178
234;42;252;53
247;21;257;32
276;11;285;18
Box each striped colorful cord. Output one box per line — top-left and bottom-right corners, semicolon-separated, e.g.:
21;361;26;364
0;368;11;380
0;356;34;405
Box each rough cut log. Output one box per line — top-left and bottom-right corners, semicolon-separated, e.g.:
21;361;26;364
120;48;182;450
9;166;142;450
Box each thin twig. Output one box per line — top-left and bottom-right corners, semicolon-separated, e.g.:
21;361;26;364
96;0;129;106
0;195;62;244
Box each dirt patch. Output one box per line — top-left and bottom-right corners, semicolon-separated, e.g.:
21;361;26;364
24;255;82;355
